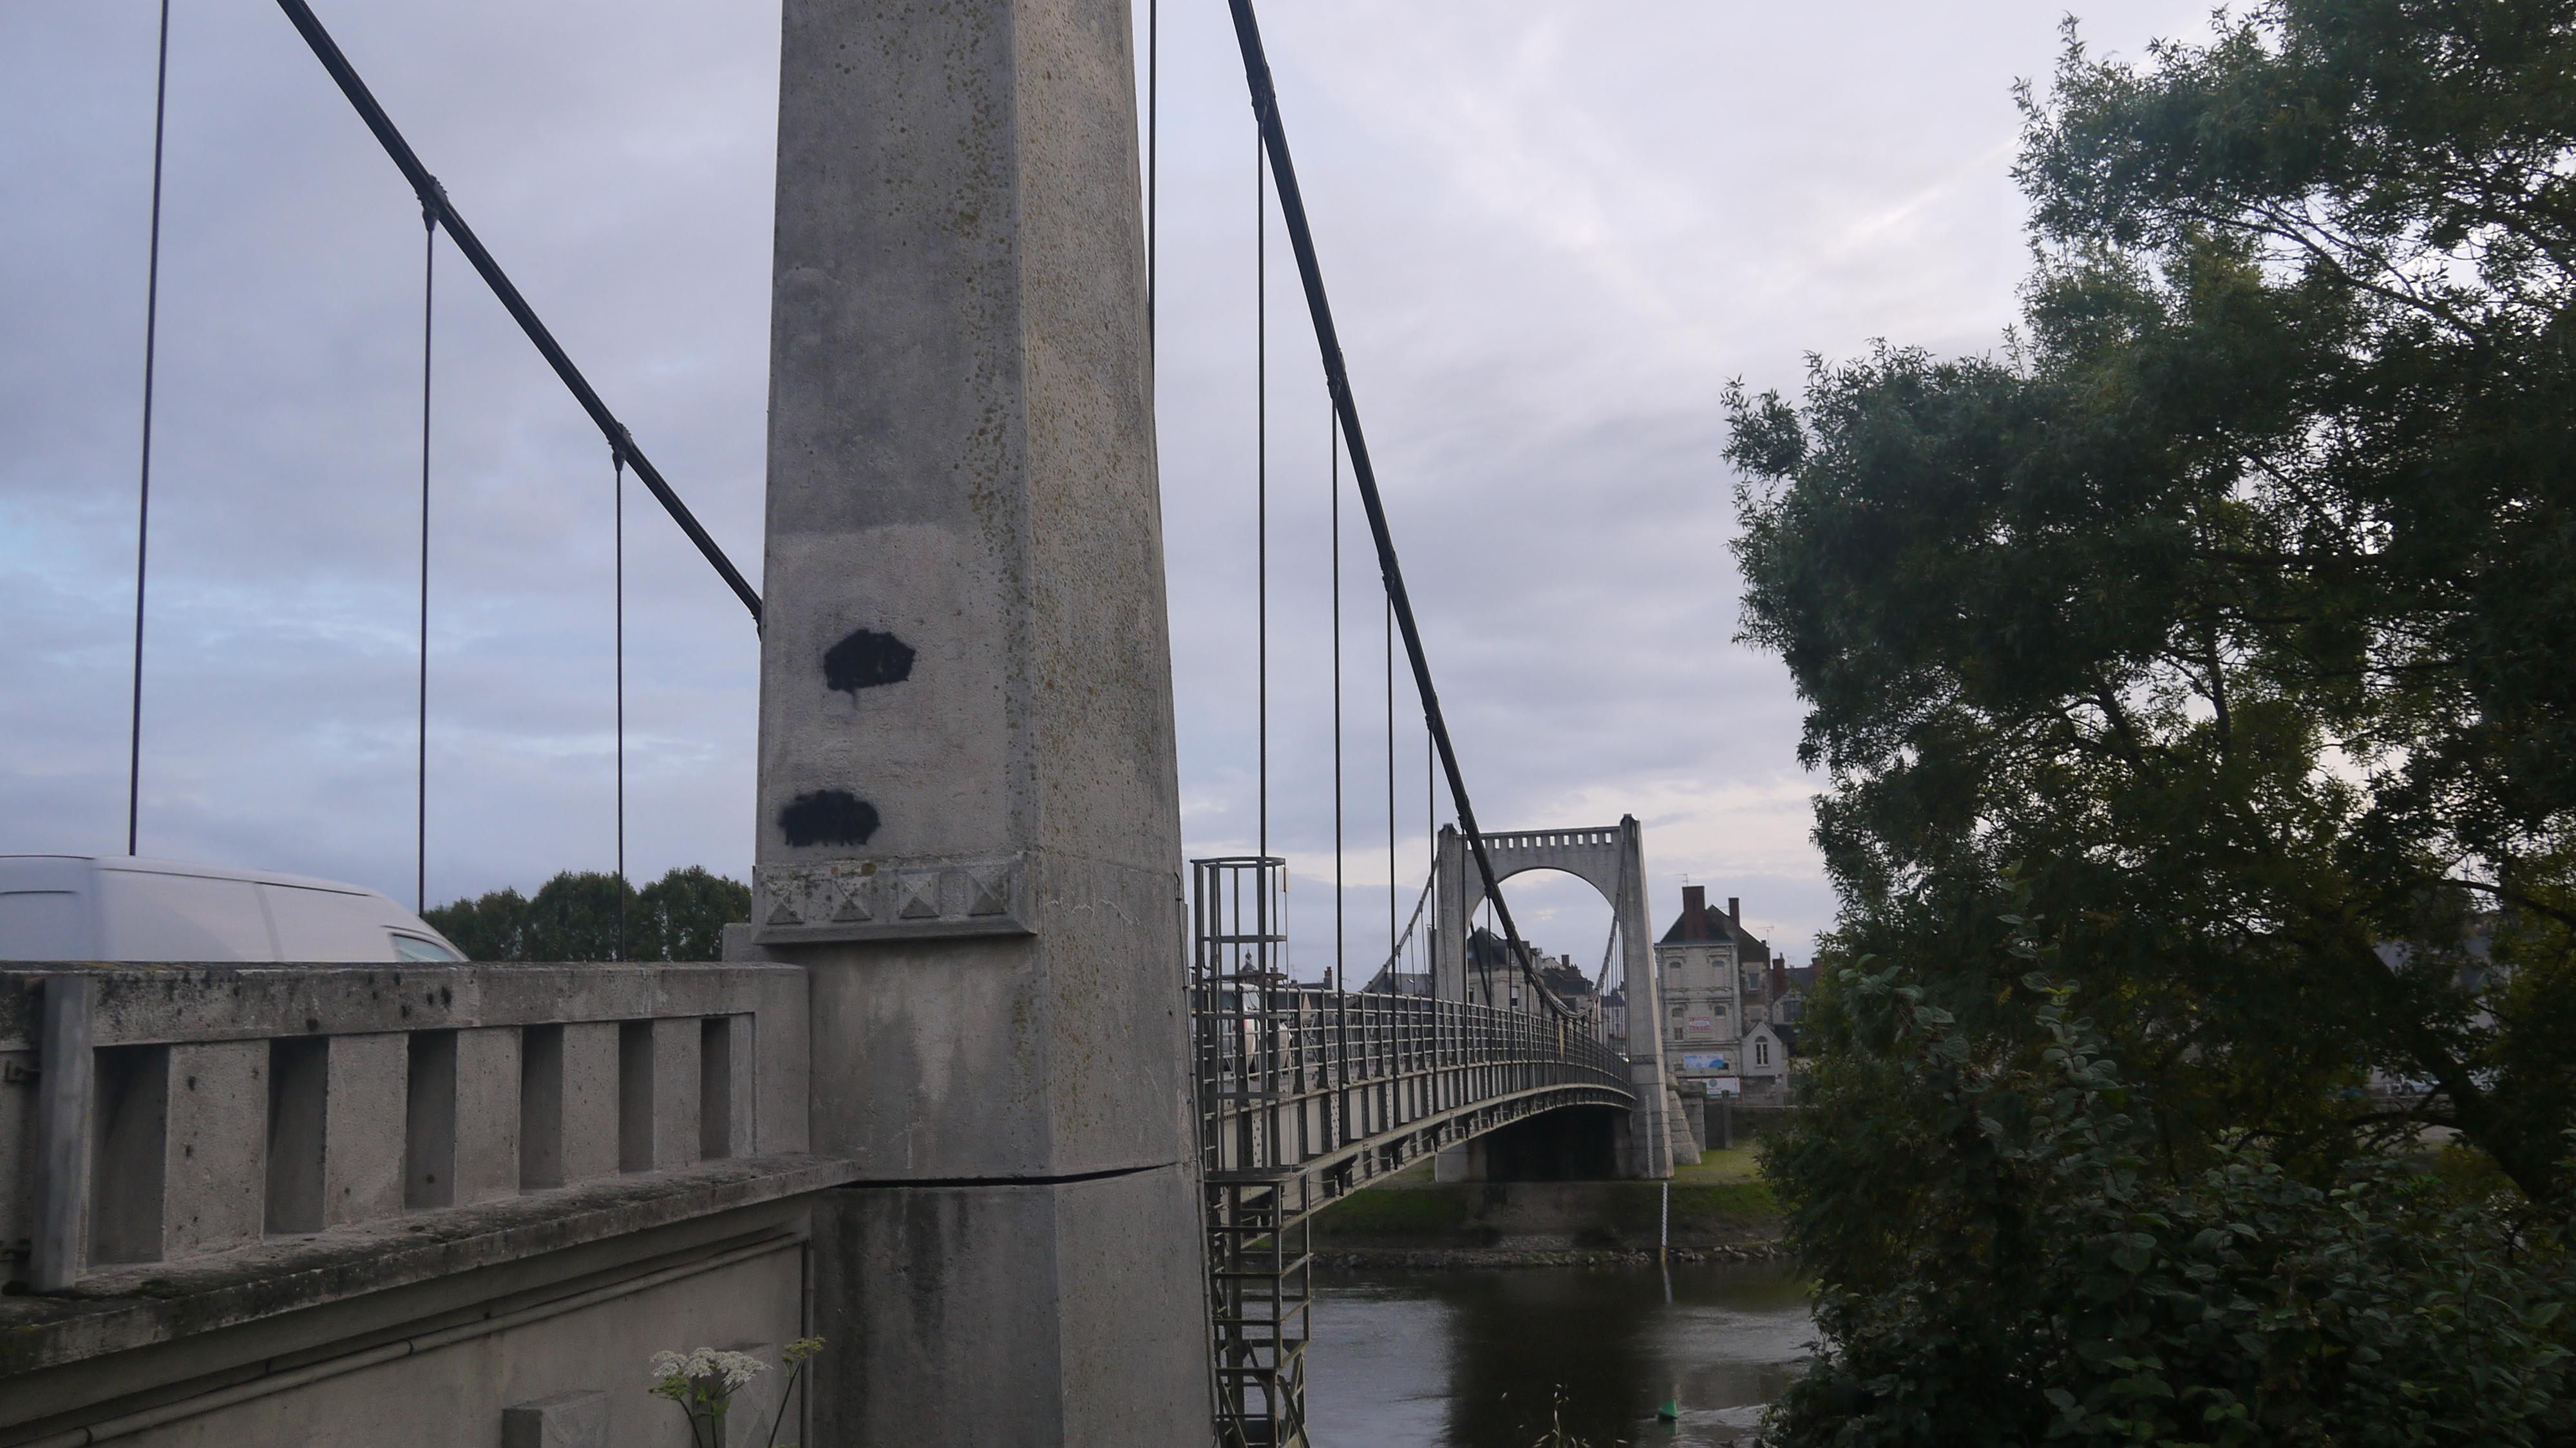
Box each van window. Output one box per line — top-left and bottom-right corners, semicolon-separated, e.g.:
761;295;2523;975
0;891;84;961
262;884;394;962
391;933;463;963
97;871;274;961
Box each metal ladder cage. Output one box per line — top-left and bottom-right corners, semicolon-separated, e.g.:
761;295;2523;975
1192;855;1318;1448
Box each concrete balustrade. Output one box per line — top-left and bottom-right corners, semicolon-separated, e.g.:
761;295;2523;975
0;962;810;1294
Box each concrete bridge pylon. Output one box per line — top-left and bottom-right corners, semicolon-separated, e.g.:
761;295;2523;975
747;1;1207;1441
1432;819;1674;1178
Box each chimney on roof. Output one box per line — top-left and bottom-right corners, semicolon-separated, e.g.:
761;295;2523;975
1682;884;1707;935
1728;896;1741;924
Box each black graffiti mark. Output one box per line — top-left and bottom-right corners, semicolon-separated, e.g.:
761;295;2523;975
779;790;882;848
824;629;915;695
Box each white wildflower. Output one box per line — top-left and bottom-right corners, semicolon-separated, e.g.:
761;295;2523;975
648;1346;770;1395
703;1349;770;1393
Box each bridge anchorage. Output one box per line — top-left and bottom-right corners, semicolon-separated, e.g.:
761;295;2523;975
1191;855;1653;1447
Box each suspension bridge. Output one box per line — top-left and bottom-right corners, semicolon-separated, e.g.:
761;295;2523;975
1;3;1681;1445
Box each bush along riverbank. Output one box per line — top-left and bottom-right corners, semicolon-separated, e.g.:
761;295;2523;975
1310;1149;1783;1269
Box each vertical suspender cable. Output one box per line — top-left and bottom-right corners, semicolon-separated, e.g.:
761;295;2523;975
1386;598;1396;974
415;204;434;914
269;0;761;627
1222;0;1567;1016
614;445;627;961
126;0;174;857
1331;405;1342;989
1331;403;1348;1143
1255;133;1268;877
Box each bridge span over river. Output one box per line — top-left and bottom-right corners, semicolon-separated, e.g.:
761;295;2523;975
1;0;1681;1445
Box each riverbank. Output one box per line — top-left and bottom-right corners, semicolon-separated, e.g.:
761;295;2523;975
1313;1147;1785;1268
1316;1242;1785;1270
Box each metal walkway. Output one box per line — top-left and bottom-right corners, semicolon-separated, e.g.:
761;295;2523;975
1191;856;1635;1447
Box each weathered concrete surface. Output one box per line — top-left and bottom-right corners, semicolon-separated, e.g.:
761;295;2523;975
1668;1083;1703;1166
756;0;1204;1439
323;1032;407;1226
0;962;809;1054
502;1389;609;1448
0;1154;853;1387
811;1165;1206;1445
457;1025;524;1205
29;975;93;1291
162;1041;265;1259
90;1241;799;1448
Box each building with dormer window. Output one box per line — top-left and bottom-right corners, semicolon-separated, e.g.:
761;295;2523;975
1654;884;1776;1089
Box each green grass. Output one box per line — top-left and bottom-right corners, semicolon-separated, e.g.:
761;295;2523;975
1311;1183;1488;1240
1671;1145;1765;1185
1309;1150;1779;1246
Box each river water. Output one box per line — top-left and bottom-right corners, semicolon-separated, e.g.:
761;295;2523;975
1303;1262;1813;1447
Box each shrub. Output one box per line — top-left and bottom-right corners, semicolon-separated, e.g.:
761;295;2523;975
1765;961;2576;1445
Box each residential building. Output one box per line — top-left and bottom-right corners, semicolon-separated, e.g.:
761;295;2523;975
1742;1020;1799;1096
1654;885;1770;1089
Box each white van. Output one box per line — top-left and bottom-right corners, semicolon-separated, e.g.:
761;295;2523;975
0;856;466;963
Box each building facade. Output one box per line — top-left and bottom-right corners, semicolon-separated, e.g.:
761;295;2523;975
1654;885;1774;1091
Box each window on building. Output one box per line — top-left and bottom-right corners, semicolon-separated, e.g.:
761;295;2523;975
1754;1038;1771;1067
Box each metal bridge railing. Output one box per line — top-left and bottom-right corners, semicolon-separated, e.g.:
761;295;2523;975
1188;855;1632;1448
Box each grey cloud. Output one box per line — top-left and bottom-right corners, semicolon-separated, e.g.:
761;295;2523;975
5;0;2212;960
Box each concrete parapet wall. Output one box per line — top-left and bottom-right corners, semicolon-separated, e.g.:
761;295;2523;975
0;962;809;1299
1;956;837;1448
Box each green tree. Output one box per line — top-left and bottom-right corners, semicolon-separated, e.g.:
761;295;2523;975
637;866;755;962
420;884;532;962
424;867;752;962
1765;927;2576;1446
1728;0;2576;1200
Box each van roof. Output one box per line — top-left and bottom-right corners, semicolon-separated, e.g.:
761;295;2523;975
0;855;379;897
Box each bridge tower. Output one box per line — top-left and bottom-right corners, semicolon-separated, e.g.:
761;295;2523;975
748;1;1207;1442
1432;819;1674;1177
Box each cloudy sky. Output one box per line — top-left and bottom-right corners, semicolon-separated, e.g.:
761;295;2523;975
1;0;2211;975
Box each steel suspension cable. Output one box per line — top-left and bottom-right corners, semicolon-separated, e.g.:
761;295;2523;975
1223;0;1568;1016
1386;597;1396;976
1363;872;1432;982
269;0;761;626
126;0;173;857
614;446;627;962
416;205;434;914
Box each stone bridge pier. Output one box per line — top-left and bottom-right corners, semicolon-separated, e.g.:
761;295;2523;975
746;0;1208;1442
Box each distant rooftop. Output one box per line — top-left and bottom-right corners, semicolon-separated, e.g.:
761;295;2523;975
1658;884;1770;960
